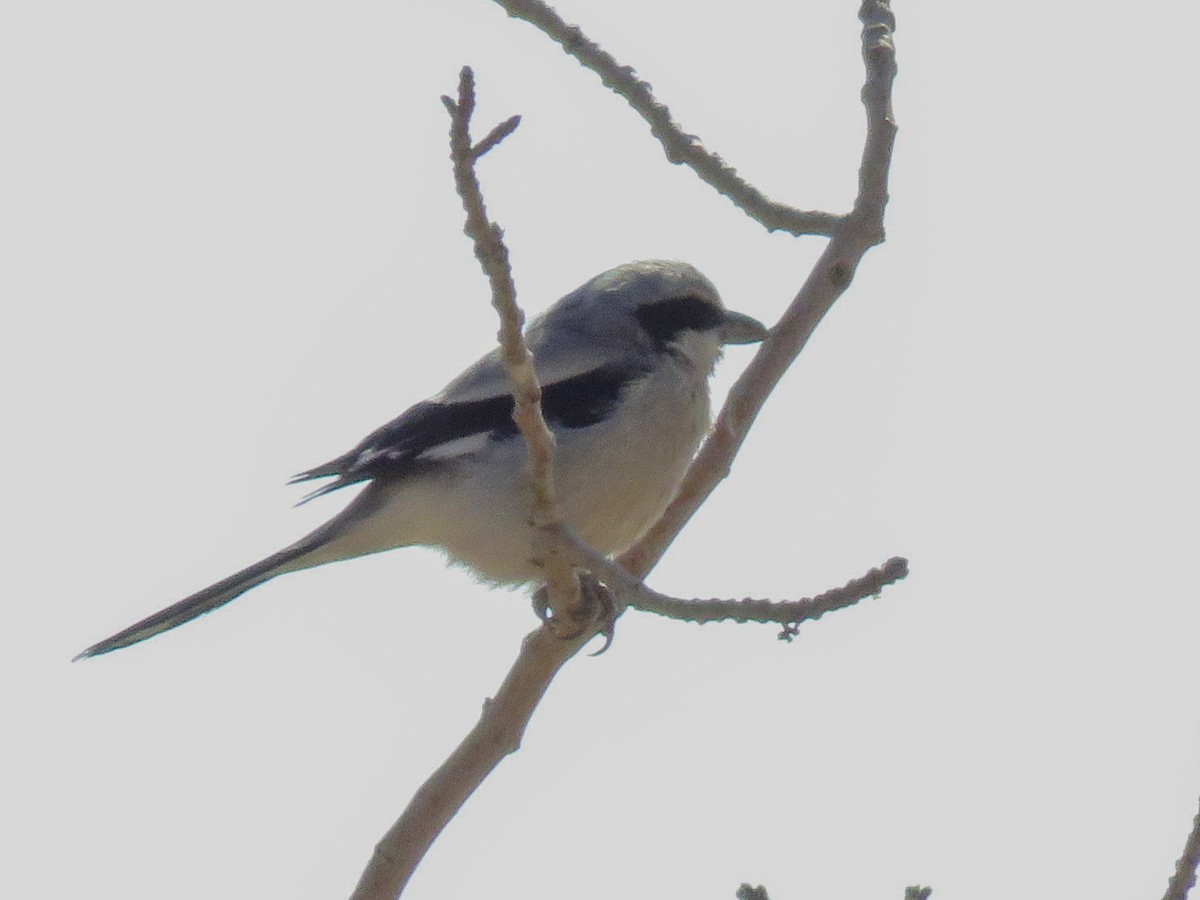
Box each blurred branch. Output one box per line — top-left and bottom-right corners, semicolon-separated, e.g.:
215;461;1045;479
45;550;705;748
736;885;771;900
1162;788;1200;900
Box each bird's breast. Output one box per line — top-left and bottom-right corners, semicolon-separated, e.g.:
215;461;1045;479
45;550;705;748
397;362;712;585
552;362;711;557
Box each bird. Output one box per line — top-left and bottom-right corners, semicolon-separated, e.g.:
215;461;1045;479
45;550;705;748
75;260;768;659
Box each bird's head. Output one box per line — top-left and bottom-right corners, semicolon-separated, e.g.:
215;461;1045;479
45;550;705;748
550;260;768;375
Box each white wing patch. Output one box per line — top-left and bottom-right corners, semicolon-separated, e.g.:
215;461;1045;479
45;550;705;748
416;431;494;461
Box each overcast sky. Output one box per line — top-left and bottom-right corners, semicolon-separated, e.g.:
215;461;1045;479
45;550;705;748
4;2;1199;899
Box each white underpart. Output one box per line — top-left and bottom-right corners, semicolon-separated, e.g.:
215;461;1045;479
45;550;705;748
295;329;723;584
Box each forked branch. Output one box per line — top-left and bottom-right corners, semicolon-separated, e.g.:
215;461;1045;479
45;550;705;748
351;4;901;898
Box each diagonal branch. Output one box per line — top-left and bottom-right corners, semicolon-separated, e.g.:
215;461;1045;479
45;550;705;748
1163;787;1200;900
620;0;897;580
349;624;597;900
492;0;844;236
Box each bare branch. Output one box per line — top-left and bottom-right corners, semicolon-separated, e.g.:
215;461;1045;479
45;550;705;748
619;0;897;580
853;0;899;234
353;6;901;896
1163;789;1200;900
442;66;583;619
628;557;907;630
551;528;905;633
350;403;904;900
349;622;601;900
350;67;611;900
492;0;843;236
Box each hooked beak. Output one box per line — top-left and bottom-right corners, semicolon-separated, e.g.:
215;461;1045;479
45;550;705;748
719;309;769;345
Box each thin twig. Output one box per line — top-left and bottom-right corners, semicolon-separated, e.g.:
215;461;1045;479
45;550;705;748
492;0;843;237
472;113;522;160
442;66;582;618
555;529;906;631
1163;789;1200;900
630;557;907;630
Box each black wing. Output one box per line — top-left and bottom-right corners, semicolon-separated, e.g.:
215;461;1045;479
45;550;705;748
291;364;645;498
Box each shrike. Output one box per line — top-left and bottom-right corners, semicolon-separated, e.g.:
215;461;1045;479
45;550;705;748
76;260;767;659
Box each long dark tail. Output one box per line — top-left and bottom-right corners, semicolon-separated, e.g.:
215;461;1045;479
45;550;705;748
73;484;394;660
73;542;317;660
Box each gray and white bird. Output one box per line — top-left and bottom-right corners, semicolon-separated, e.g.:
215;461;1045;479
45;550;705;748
75;260;767;659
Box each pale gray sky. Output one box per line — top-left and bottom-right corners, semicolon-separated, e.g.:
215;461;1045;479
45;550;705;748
3;2;1199;898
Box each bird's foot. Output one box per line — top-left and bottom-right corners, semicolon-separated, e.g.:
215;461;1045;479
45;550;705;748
531;572;618;652
579;573;618;655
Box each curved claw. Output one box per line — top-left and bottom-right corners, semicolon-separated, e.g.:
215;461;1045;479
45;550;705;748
588;624;616;656
582;574;619;656
534;573;619;651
